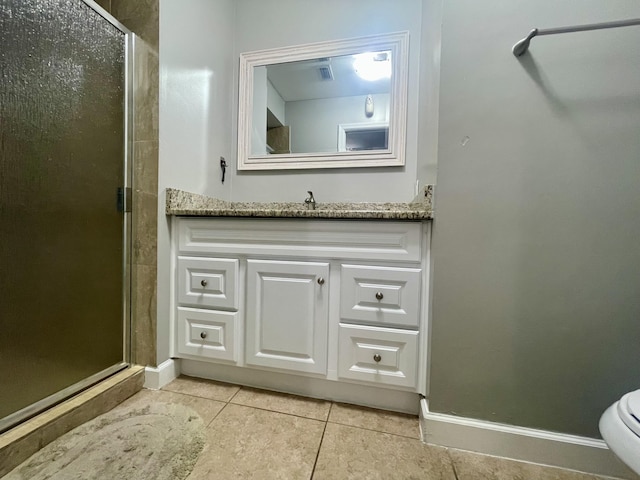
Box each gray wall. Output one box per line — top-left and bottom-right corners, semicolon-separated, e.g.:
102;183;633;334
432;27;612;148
429;0;640;438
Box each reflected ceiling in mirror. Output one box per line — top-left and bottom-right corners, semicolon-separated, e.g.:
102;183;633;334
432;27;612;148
259;51;391;155
238;32;409;170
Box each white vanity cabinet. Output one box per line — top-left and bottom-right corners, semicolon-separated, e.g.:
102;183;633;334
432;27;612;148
171;216;431;408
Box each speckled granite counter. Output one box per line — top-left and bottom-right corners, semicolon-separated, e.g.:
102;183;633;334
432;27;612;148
166;186;433;220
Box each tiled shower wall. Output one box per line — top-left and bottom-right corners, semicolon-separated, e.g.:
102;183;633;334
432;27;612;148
94;0;159;366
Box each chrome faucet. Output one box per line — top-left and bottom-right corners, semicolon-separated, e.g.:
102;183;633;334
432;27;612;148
304;191;316;210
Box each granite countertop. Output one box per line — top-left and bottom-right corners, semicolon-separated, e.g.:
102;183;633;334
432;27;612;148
165;186;433;220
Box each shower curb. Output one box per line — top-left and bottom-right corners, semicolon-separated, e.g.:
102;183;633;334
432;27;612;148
0;365;144;477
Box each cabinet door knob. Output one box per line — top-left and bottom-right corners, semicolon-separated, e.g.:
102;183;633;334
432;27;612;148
317;277;325;285
200;331;207;339
201;279;208;287
375;291;384;300
373;353;382;363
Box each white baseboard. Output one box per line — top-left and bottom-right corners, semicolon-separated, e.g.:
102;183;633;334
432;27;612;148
143;359;181;390
420;398;636;479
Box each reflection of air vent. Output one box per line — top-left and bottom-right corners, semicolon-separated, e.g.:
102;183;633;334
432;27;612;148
318;65;334;81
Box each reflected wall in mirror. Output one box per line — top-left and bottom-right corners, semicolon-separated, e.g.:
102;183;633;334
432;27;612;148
238;32;409;170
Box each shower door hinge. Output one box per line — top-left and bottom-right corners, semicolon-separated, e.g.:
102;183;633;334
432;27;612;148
117;187;132;213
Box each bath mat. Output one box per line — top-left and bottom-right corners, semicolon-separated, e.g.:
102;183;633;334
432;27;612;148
4;402;206;480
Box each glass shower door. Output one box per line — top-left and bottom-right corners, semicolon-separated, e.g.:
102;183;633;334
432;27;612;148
0;0;132;431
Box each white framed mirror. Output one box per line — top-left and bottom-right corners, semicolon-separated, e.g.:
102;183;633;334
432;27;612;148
237;31;409;171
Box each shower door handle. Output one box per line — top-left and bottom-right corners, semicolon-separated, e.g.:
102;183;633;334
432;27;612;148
117;187;132;213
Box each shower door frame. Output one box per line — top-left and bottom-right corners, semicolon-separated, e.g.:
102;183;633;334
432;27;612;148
0;0;135;433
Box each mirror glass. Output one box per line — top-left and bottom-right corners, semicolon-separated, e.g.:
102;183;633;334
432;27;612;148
252;50;391;156
238;32;408;170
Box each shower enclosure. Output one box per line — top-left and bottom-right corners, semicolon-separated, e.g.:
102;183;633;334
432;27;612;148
0;0;133;431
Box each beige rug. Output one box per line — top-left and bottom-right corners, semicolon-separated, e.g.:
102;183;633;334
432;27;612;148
4;402;205;480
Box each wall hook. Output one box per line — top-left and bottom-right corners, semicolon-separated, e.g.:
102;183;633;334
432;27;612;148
220;157;227;184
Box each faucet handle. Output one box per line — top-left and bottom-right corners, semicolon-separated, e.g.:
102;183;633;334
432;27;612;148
304;191;316;209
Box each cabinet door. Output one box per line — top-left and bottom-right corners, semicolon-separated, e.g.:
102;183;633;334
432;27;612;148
246;260;329;375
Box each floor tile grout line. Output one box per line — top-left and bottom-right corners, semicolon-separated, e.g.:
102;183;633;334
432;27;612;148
159;387;239;404
327;401;334;422
156;386;237;428
325;418;421;440
161;386;332;422
447;448;460;480
205;385;238;427
227;386;243;403
225;401;330;423
310;403;333;479
452;462;460;480
231;386;333;409
206;401;230;428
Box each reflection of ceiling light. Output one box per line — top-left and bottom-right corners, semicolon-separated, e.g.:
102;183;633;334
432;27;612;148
353;52;391;81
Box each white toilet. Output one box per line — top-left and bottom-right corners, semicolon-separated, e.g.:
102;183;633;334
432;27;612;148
599;389;640;475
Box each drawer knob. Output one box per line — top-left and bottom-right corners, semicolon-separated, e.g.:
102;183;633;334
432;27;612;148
375;291;384;301
317;277;325;285
200;331;207;339
201;279;208;287
373;353;382;363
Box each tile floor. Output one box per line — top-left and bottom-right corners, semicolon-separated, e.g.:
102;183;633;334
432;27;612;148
118;375;619;480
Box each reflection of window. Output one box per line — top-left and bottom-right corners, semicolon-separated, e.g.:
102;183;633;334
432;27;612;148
338;123;389;152
346;129;388;151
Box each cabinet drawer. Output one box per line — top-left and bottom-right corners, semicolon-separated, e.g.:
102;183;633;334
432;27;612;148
338;324;418;389
340;264;421;328
177;257;239;310
177;308;237;362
